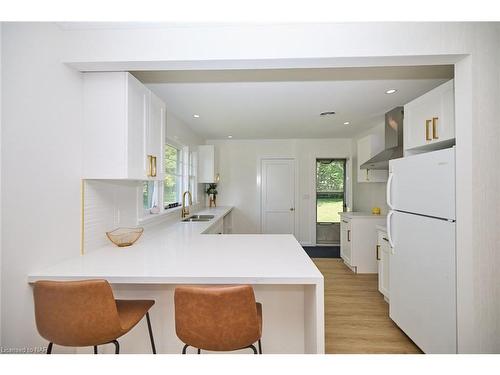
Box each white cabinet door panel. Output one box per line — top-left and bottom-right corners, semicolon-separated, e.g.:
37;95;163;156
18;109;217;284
126;73;149;179
340;219;352;265
148;92;165;178
404;79;455;151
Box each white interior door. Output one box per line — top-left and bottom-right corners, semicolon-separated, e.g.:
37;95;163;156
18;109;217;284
261;159;296;235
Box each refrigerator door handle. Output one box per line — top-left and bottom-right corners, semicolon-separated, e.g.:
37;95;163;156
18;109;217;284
387;211;395;250
386;172;394;209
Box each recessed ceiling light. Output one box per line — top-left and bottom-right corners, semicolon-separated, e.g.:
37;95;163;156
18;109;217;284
385;89;397;94
193;114;200;118
343;121;350;125
320;111;336;116
227;135;233;139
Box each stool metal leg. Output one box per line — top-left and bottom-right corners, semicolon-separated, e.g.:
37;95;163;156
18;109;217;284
197;348;201;354
258;339;262;354
111;340;120;354
145;312;157;354
246;344;258;354
93;346;98;354
182;344;189;354
47;342;53;354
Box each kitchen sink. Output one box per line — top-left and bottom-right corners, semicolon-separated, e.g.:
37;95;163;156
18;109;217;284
181;214;215;222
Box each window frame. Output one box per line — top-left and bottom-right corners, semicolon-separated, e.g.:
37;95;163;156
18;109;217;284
163;142;185;209
139;139;198;222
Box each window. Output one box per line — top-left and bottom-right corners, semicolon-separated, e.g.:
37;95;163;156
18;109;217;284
164;144;183;207
140;141;198;218
143;181;158;211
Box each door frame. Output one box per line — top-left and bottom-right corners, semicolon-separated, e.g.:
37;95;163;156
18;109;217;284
259;157;299;237
310;154;352;246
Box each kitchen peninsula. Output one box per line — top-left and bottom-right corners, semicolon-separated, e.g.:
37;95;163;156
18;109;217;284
28;206;324;354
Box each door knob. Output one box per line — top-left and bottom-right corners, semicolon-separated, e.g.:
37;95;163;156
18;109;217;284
290;208;295;211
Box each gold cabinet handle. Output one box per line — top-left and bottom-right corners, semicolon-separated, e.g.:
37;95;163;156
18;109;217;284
376;244;380;260
147;155;153;177
432;117;439;139
425;119;432;141
151;156;157;177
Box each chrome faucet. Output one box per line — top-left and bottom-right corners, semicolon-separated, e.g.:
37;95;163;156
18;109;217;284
181;191;192;218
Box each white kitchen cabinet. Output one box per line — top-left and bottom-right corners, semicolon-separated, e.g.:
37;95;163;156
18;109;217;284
222;210;233;234
377;228;391;301
340;218;352;265
357;134;388;182
198;145;219;183
148;92;166;180
83;72;166;180
204;218;224;234
404;79;455;152
340;213;386;273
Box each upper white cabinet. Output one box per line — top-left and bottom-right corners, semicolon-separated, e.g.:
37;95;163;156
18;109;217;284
357;134;388;182
148;92;166;180
198;145;219;183
404;79;455;152
83;72;166;180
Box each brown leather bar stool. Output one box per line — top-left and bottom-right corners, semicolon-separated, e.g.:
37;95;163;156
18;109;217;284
175;285;263;354
33;279;156;354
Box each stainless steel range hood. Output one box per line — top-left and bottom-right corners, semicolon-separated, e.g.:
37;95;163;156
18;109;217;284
360;106;404;170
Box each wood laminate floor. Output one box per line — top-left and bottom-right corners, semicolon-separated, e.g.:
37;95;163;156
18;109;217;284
313;258;422;354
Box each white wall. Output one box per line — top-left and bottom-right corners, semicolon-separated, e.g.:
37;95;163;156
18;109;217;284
1;23;83;350
351;121;390;214
206;138;352;245
165;111;206;205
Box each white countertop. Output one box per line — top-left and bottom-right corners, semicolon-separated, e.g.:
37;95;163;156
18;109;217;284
28;206;323;285
339;212;387;219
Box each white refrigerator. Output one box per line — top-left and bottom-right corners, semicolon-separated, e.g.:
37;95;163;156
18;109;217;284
386;147;457;353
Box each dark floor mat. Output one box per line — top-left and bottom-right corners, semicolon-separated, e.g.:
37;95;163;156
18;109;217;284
303;246;340;258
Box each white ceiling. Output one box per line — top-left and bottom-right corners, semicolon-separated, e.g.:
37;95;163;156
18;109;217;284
135;66;453;139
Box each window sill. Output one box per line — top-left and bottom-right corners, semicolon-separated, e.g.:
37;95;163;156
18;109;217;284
138;206;182;225
138;202;201;225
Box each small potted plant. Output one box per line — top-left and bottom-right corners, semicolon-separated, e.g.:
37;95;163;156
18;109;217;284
206;183;218;207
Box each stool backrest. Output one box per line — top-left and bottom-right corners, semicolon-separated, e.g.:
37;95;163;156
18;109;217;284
33;279;122;346
175;285;261;351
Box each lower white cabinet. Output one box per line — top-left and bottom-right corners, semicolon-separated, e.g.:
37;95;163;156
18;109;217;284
377;228;391;301
340;213;386;273
340;218;352;265
204;218;224;234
